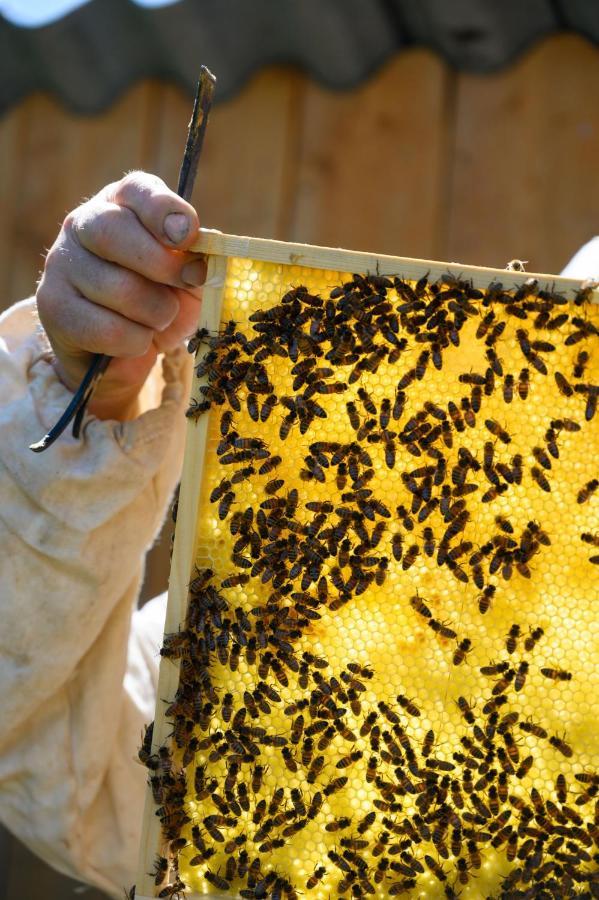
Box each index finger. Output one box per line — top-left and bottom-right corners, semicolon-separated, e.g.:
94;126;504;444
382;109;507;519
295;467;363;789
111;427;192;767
101;171;200;250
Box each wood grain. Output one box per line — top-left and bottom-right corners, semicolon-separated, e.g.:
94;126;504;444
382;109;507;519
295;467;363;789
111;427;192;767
446;34;599;274
150;68;302;239
192;228;594;299
135;254;229;898
286;52;451;259
0;103;25;306
3;84;154;307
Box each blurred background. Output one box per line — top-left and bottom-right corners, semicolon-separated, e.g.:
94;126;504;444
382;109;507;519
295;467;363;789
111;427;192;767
0;1;597;897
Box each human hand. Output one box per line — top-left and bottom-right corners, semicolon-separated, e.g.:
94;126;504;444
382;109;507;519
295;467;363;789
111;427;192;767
36;171;206;420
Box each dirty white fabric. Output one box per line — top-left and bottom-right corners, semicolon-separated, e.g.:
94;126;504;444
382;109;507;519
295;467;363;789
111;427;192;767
0;240;596;899
0;298;189;897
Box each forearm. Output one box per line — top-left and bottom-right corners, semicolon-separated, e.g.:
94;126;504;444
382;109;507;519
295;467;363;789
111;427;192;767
0;299;189;893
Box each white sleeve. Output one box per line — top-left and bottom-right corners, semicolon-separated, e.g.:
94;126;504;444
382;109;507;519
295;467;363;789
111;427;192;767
560;236;599;278
0;298;189;897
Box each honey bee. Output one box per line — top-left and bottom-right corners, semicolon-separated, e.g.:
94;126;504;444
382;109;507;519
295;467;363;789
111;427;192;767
453;638;472;666
364;755;380;784
280;746;298;773
402;544;419;570
429;618;457;639
494;514;514;535
205;870;230;892
217;490;235;520
477;584;496;615
541;667;572;681
549;734;573;757
577;478;599;504
256;393;277;422
185;398;211;420
378;397;392;429
516;367;530;400
396;694;421;716
324;775;348;796
484;418;511;444
456;696;475;725
499;372;514;404
544;426;559;459
573;350;590;378
335;749;362;770
505;624;520;654
244;392;260;422
502;731;520;764
345;401;361;431
554;370;574;397
158;879;186;900
150;856;169;886
532;445;552;471
514;661;529;692
424;854;446;882
518;719;548;740
306;866;326;889
410;593;432;619
530;465;551;493
516;754;534;779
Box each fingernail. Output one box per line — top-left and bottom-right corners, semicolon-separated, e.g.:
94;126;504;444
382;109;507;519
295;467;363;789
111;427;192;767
164;212;190;244
181;258;206;287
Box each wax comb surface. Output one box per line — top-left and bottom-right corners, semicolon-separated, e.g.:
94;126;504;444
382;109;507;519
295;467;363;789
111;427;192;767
140;245;598;900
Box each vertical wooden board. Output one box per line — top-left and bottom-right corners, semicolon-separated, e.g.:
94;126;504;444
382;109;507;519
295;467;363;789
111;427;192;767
0;103;25;310
144;81;189;188
7;84;155;304
446;34;599;274
6;94;65;304
60;81;156;207
287;51;451;259
149;68;303;239
135;254;229;898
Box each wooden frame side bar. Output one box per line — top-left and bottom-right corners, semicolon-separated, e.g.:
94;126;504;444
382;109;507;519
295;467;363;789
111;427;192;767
135;254;229;897
191;228;597;300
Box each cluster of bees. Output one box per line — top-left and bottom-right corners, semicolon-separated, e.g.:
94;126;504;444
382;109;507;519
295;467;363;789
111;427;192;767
142;262;598;899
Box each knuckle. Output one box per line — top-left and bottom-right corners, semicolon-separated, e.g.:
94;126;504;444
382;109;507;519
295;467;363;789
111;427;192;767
78;204;120;254
63;199;100;245
127;326;153;358
118;170;146;195
35;276;54;317
118;170;166;200
101;316;127;353
36;269;63;318
42;241;65;275
154;290;180;330
103;316;152;358
123;280;177;332
62;209;79;233
112;266;140;306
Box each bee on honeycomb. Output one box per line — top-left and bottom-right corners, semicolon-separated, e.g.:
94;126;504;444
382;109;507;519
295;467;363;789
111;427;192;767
144;258;598;900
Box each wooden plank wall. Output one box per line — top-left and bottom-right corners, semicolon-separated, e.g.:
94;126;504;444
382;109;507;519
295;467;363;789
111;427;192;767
0;34;597;900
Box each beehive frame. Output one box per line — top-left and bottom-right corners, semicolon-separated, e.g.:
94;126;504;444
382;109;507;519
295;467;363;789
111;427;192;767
135;230;598;900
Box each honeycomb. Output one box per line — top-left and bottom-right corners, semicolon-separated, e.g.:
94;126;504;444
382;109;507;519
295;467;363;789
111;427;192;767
144;258;599;900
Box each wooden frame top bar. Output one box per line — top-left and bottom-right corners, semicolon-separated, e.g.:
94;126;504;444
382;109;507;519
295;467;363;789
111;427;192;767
192;228;597;300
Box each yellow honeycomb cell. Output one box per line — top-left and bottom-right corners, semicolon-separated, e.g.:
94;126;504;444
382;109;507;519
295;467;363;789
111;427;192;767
148;258;599;900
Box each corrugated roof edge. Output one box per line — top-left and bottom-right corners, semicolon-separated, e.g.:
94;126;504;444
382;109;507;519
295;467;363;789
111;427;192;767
0;0;597;115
